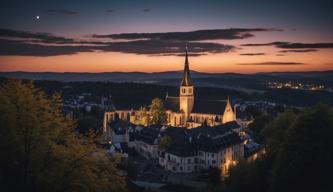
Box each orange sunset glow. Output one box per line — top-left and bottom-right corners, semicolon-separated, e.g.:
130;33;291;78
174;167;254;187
0;0;332;73
1;47;332;73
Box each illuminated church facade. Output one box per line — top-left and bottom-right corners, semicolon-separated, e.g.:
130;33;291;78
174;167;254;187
103;45;236;132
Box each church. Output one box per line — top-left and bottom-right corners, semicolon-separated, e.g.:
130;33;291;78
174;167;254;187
164;45;236;128
103;45;236;131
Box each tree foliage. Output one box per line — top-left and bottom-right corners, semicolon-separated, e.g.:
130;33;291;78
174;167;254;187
77;115;101;134
158;136;172;150
137;98;167;126
221;104;333;192
0;79;127;192
137;106;150;126
271;104;333;192
149;98;167;125
222;157;272;192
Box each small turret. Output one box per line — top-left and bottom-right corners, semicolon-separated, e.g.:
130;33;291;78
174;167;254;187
222;97;236;123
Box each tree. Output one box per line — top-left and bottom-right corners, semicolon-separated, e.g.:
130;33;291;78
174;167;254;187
138;106;150;126
222;104;333;192
271;104;333;192
149;98;167;125
222;158;270;192
88;105;104;119
0;79;127;192
158;136;172;150
261;109;296;155
248;114;273;135
77;115;101;134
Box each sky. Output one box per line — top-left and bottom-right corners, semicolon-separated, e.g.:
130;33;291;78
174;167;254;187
0;0;332;73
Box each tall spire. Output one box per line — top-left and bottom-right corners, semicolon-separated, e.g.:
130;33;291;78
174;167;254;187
181;43;192;86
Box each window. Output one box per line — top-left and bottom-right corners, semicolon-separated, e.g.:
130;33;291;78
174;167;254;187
188;159;191;164
212;160;216;164
182;89;185;93
188;166;191;171
180;166;183;171
189;88;192;94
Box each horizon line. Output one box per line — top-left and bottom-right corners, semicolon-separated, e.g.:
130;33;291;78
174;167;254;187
1;69;332;75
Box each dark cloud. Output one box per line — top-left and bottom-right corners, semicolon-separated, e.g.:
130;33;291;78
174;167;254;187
279;49;318;53
0;28;75;44
149;53;206;57
240;53;265;56
237;61;305;66
241;41;287;47
105;9;113;13
0;28;235;56
92;28;282;41
97;39;234;55
0;39;92;56
176;53;206;57
277;43;333;49
242;41;333;49
143;9;150;12
47;9;79;15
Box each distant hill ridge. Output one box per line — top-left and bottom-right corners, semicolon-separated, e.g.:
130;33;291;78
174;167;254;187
1;70;333;92
0;70;332;82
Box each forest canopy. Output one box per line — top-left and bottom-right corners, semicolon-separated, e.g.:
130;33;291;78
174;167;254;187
0;79;127;192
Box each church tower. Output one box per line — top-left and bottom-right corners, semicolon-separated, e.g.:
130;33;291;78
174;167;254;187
179;44;194;121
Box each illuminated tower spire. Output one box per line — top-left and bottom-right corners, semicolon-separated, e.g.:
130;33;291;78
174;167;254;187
181;43;192;86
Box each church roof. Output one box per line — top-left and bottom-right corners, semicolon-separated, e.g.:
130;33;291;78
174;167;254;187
164;96;180;112
191;99;228;115
163;121;242;156
135;126;161;145
181;45;192;86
